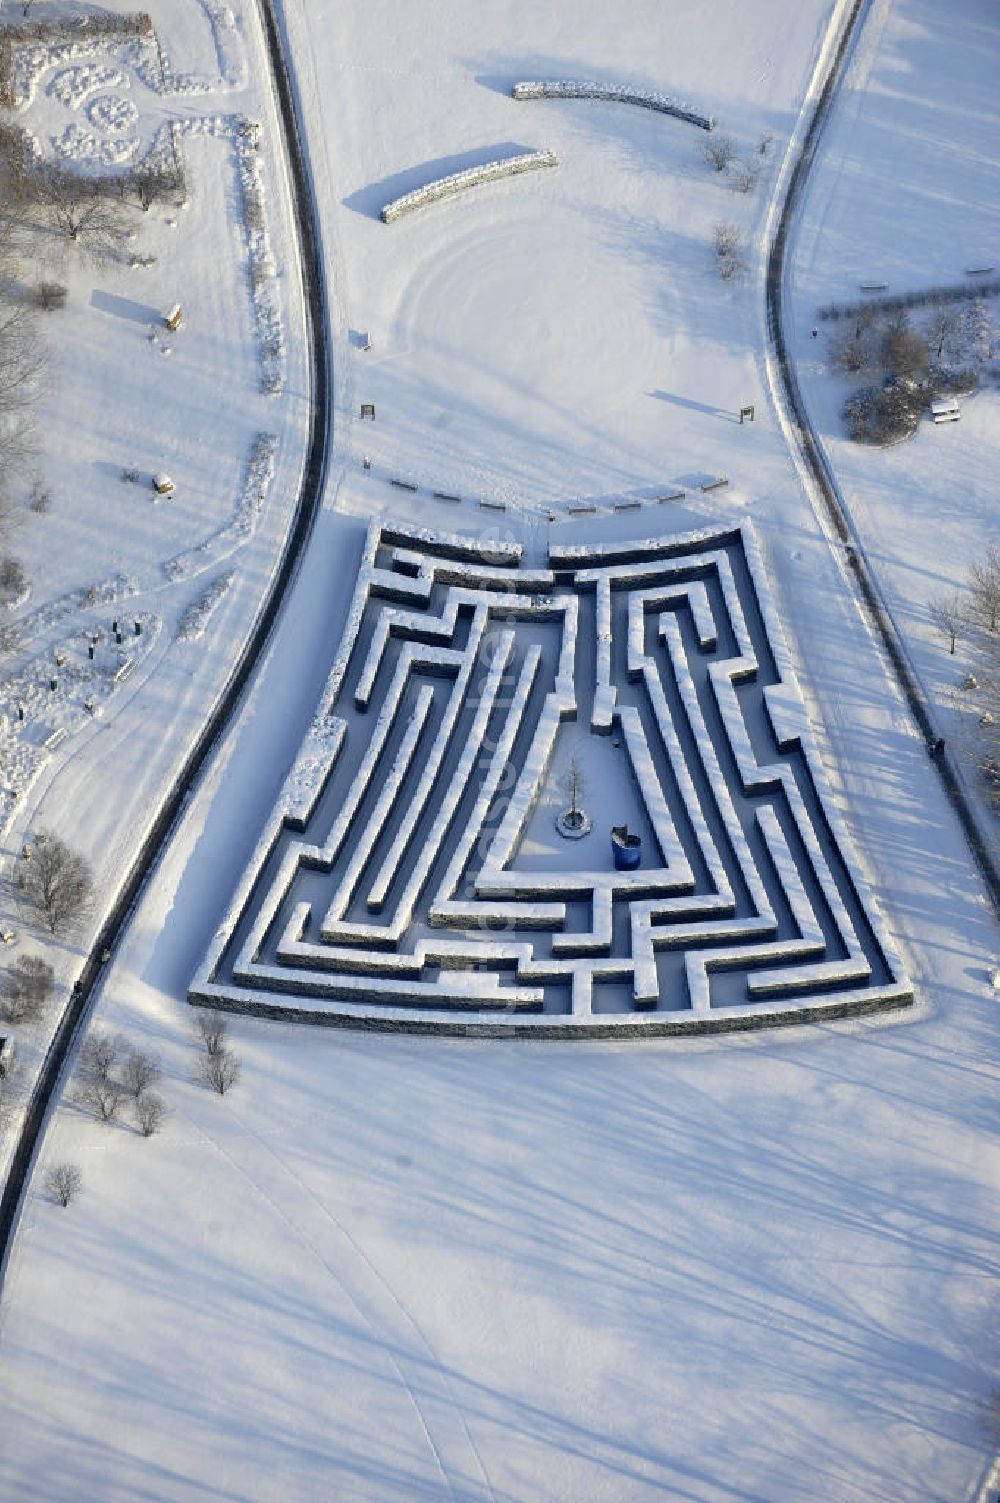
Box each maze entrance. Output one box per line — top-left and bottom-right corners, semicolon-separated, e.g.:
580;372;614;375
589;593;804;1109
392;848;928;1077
190;521;911;1036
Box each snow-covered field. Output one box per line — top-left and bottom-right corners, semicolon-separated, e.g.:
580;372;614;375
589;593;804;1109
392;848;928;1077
1;0;999;1499
308;0;836;511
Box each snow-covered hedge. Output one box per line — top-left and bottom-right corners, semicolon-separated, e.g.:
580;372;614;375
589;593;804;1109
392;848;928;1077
163;432;278;582
177;569;234;641
360;624;515;930
379;522;523;566
511;80;713;132
0;15;150;105
0;610;159;837
381;150;557;223
173;115;284;393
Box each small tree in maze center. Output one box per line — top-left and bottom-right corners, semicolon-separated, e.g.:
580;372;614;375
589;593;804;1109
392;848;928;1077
556;756;592;839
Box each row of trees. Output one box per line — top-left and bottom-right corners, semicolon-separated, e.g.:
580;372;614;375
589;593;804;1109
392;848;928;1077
0;195;43;542
931;546;1000;809
831;301;992;381
2;142;185;262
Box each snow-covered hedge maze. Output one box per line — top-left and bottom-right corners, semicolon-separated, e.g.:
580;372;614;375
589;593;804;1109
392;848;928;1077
190;522;912;1036
381;150;558;223
511;80;714;132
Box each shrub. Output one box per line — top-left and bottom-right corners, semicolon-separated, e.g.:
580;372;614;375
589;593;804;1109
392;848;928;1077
199;1047;240;1095
197;1012;227;1055
4;953;54;1022
730;160;759;194
713;221;746;281
829;322;877;375
33;282;66;312
702;133;737;172
135;1091;166;1136
842;382;924;445
0;555;26;596
28;479;50;513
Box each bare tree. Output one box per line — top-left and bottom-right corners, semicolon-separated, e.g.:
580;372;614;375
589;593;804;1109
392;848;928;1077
563;756;586;828
32;281;67;312
927;306;965;364
134;1091;166;1137
730;159;760;194
968;546;1000;635
0;124;32;205
28;477;51;513
882;318;930;379
122;1048;161;1099
31;164;132;261
81;1029;123;1081
0;301;45;418
78;1076;122;1122
4;953;54;1022
0;555;26;599
829;318;877;375
131;163;184;213
17;831;93;934
199;1047;240;1095
929;595;964;655
197;1011;227;1056
45;1161;82;1206
0;415;37;494
702;133;737;173
713;221;746;281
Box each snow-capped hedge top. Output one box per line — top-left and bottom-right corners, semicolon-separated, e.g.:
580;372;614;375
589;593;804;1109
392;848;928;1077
511;80;714;131
381;150;557;222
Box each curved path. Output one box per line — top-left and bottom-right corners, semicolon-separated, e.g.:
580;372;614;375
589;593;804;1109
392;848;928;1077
763;0;1000;913
0;0;332;1292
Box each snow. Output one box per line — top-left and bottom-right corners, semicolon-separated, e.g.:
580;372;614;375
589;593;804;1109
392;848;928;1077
0;0;999;1498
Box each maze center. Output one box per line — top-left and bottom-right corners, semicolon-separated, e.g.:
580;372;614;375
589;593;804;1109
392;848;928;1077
191;520;912;1036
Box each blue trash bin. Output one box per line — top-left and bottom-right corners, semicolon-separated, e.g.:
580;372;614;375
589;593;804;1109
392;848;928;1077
611;825;641;871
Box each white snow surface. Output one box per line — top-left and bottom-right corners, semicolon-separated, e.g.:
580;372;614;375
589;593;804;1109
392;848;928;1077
0;0;999;1499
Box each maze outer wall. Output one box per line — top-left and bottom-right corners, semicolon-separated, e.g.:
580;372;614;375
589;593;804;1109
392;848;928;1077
189;521;911;1037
